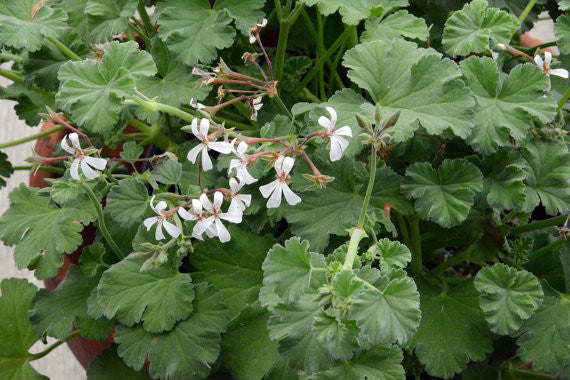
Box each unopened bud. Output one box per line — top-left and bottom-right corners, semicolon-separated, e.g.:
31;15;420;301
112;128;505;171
355;113;373;133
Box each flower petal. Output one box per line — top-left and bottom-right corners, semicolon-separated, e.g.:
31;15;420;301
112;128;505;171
266;183;283;208
259;179;278;198
238;194;251;207
534;55;544;67
214;218;231;242
192;199;202;214
60;135;74;154
208;141;233;154
155;220;166;240
282;183;301;206
143;216;158;230
155;200;167;212
335;126;352;137
191;118;200;138
545;51;552;65
329;137;343;162
201;147;213;171
200;193;214;213
213;191;223;209
318;116;332;130
326;106;337;125
237;141;248;155
193;216;214;236
80;158;100;179
240;168;258;184
550;68;569;79
187;144;203;164
178;207;196;221
281;157;295;175
229;177;239;193
69;133;82;149
221;204;242;223
84;156;107;170
199;118;210;137
70;159;80;180
162;220;181;238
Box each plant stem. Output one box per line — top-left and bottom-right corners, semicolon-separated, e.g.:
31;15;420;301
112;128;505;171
129;96;194;123
82;183;125;260
432;245;474;277
518;0;538;24
274;20;291;80
395;212;412;248
127;21;151;48
127;118;173;151
507;214;568;236
0;52;23;62
274;93;293;119
528;239;565;261
0;126;65;149
501;209;518;224
408;214;423;275
46;37;82;61
558;88;570;111
343;149;377;270
0;68;55;100
29;330;81;361
13;166;65;175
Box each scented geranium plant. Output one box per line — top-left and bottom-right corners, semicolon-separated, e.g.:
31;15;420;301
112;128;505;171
1;0;570;379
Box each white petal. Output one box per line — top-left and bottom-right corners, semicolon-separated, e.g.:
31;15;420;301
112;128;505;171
199;118;210;137
201;147;213;171
215;219;231;243
258;18;267;27
249;34;256;44
259;179;278;198
326;106;337;125
80;158;100;179
200;193;214;213
162;220;181;238
143;216;158;230
208;141;233;154
60;135;74;154
335;126;352;137
335;135;350;151
237;141;248;155
192;199;202;214
155;201;167;212
178;207;196;221
229;158;241;173
155;220;166;240
205;224;217;238
84;156;107;170
229;178;239;193
240;168;258;184
545;51;552;65
230;198;243;212
318;116;332;130
329;138;343;162
193;216;215;236
534;55;544;67
70;159;80;180
282;183;301;206
191;118;200;138
550;68;569;79
69;133;81;149
238;194;251;207
213;191;223;209
266;183;283;208
221;203;243;223
281;157;295;175
187;144;203;164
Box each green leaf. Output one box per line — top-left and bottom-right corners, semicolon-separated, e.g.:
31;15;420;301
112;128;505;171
30;266;106;340
192;227;275;317
212;0;265;34
105;178;149;227
0;0;67;51
478;150;527;210
401;159;484;228
262;237;327;303
120;141;143;161
0;81;55;126
460;57;556;154
87;346;150;380
409;281;494;379
0;184;96;279
299;0;409;25
312;309;360;361
151;160;182;185
268;294;334;373
157;0;236;66
372;239;411;271
97;256;194;333
350;272;420;345
521;140;570;215
309;344;405;380
516;287;570;373
57;40;157;134
442;0;519;57
0;151;14;189
555;14;570;55
474;264;543;335
343;39;474;142
0;279;45;380
85;0;138;43
561;1;570;11
281;56;312;92
114;283;229;379
362;11;429;42
283;154;411;251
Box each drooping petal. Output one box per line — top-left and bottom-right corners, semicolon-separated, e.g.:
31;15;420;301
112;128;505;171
237;194;251;207
191;118;200;138
201;147;213;171
60;135;74;154
550;68;569;79
178;207;197;221
281;157;295;175
80;158;100;179
143;216;158;230
534;55;544;67
326;106;337;125
84;156;107;170
318;115;332;130
155;220;166;240
239;168;258;184
69;133;82;149
193;216;215;236
70;159;80;180
199;193;214;213
545;51;552;65
259;179;279;198
187;144;203;164
213;191;224;209
266;183;283;208
162;220;181;238
329;137;343;162
214;218;231;243
199;118;210;137
208;141;233;154
221;204;242;223
155;200;168;212
282;183;301;206
334;126;352;137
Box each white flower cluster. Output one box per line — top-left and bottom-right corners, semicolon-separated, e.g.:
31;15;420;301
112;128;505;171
61;133;107;180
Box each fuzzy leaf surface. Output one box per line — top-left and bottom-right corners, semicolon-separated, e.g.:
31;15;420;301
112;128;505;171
85;0;138;43
556;14;570;54
299;0;408;25
362;11;429;42
105;178;149;227
373;239;412;271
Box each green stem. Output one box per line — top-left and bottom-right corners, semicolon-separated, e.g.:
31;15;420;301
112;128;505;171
274;20;291;80
82;183;125;260
127;118;173;151
0;126;65;149
301;88;321;103
408;214;423;275
432;245;474;277
395;212;412;248
0;68;55;99
316;10;326;100
29;330;81;361
137;0;156;37
518;0;538;24
274;93;293;119
343;228;366;270
296;25;355;91
13;166;64;175
501;209;518;224
557;88;570;112
528;239;565;261
0;52;23;62
130;96;194;122
46;37;82;61
507;214;568;236
274;0;283;20
127;21;151;48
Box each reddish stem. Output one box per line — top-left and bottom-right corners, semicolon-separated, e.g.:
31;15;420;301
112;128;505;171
300;150;321;176
208;78;264;89
244;137;288;147
210;95;251;113
255;34;273;80
51;116;93;148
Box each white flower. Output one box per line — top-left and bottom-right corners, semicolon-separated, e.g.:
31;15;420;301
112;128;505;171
259;156;301;208
60;133;107;181
251;96;263;120
192;192;242;243
229;177;252;212
534;52;569;79
186;118;232;171
249;18;267;44
143;196;181;241
318;106;352;162
229;139;257;184
189;98;206;110
178;199;206;240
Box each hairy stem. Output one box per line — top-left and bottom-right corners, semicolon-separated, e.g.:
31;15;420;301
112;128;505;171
274;93;293;119
29;330;81;361
137;0;156;37
558;88;570;112
0;126;65;149
0;68;55;100
13;166;64;174
518;0;538;24
46;37;82;61
408;214;423;275
507;214;568;236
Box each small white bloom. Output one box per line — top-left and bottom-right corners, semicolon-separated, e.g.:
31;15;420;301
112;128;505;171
259;156;301;208
535;52;569;79
178;199;207;240
186;118;232;171
189;98;206;110
229;177;252;213
318;106;352;162
251;96;263;120
249;18;267;44
229;139;257;184
193;192;242;243
60;133;107;181
143;196;181;241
